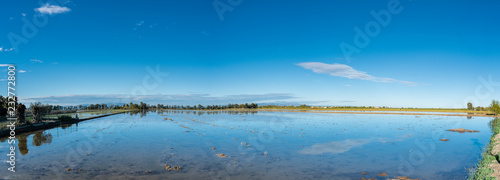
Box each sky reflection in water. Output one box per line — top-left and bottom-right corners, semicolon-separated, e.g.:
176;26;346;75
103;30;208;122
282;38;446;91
0;110;495;180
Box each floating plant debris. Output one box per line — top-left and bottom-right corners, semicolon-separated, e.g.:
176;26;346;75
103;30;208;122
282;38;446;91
446;128;479;133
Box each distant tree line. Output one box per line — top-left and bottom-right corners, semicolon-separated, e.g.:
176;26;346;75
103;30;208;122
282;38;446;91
108;102;259;110
3;98;499;126
260;104;387;109
467;101;499;112
48;102;260;111
1;99;261;125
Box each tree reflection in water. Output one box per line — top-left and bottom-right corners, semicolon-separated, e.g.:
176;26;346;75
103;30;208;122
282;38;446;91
17;130;53;156
32;131;53;146
18;135;28;155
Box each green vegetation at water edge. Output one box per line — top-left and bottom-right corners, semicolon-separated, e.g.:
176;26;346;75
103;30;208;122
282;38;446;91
469;118;500;180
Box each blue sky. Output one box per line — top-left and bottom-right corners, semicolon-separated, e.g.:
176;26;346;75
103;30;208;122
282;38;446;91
1;0;499;108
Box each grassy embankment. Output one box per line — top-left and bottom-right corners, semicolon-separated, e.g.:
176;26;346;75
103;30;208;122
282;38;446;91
470;118;500;180
0;109;130;130
41;109;130;119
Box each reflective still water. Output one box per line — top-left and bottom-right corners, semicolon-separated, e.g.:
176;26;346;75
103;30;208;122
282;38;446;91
0;111;495;180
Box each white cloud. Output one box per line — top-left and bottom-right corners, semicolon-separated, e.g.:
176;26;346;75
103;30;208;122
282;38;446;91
35;4;71;15
30;59;43;63
0;47;14;52
345;85;352;87
297;62;416;86
21;13;26;17
19;70;27;73
134;21;145;31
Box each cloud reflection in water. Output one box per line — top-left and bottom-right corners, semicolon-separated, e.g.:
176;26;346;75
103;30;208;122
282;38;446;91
299;138;382;155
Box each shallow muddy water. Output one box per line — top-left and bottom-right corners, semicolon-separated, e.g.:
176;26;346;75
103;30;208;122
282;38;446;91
0;110;495;179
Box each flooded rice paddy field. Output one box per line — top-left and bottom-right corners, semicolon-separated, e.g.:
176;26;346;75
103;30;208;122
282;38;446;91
0;110;495;180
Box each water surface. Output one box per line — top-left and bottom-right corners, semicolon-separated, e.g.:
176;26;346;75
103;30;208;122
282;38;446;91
0;110;494;179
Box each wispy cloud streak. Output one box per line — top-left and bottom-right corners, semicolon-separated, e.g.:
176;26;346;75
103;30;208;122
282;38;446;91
297;62;416;86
